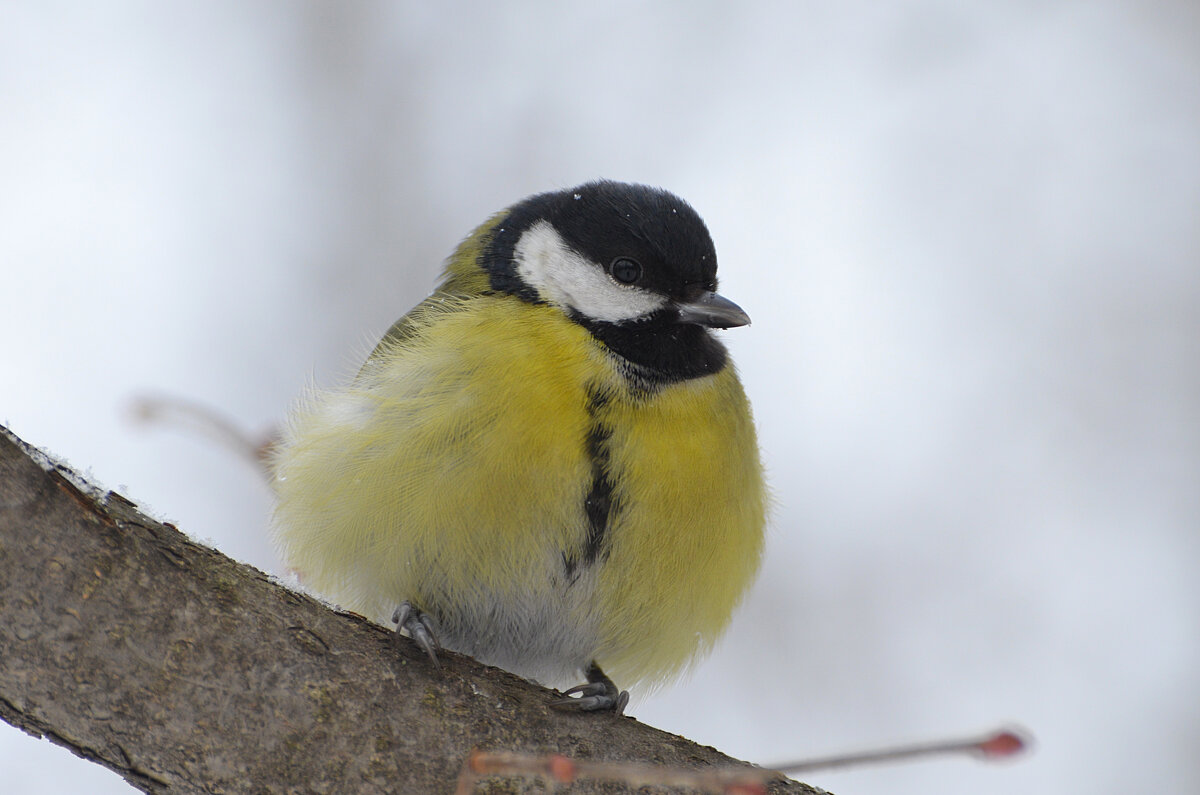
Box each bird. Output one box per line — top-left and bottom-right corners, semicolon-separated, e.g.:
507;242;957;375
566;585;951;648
270;180;766;712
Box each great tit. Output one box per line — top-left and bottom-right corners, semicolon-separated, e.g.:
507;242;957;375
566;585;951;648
271;180;766;712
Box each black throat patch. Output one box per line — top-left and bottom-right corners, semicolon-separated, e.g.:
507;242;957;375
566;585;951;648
575;311;729;386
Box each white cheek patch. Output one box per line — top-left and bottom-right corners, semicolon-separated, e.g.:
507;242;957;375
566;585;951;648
514;220;667;323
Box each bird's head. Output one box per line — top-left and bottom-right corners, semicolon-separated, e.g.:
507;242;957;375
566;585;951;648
481;181;749;382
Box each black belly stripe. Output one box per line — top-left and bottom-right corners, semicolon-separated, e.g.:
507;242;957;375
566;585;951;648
564;386;618;578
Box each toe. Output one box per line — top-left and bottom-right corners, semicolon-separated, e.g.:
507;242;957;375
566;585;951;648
391;601;441;667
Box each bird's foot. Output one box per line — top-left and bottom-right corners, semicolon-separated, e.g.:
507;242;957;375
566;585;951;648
550;662;629;714
391;601;441;667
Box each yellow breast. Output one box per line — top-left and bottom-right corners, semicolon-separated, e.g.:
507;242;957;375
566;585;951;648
271;293;765;687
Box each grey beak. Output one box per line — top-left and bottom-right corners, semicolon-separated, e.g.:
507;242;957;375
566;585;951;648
674;291;751;329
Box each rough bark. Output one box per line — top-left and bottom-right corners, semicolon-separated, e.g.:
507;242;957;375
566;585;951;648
0;426;820;795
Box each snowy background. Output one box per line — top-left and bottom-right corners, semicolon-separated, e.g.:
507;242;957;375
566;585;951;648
2;2;1198;794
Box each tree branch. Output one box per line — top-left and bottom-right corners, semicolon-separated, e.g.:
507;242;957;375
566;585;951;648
0;426;819;794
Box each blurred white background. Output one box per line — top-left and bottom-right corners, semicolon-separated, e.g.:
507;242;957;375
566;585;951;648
2;2;1198;793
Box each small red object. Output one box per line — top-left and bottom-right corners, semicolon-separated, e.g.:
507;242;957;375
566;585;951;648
977;729;1027;759
547;754;577;782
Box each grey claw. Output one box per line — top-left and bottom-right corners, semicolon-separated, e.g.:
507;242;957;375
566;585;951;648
551;681;629;714
391;601;441;667
550;695;609;710
560;682;603;698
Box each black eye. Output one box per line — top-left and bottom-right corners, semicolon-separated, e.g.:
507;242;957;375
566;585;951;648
609;257;642;284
